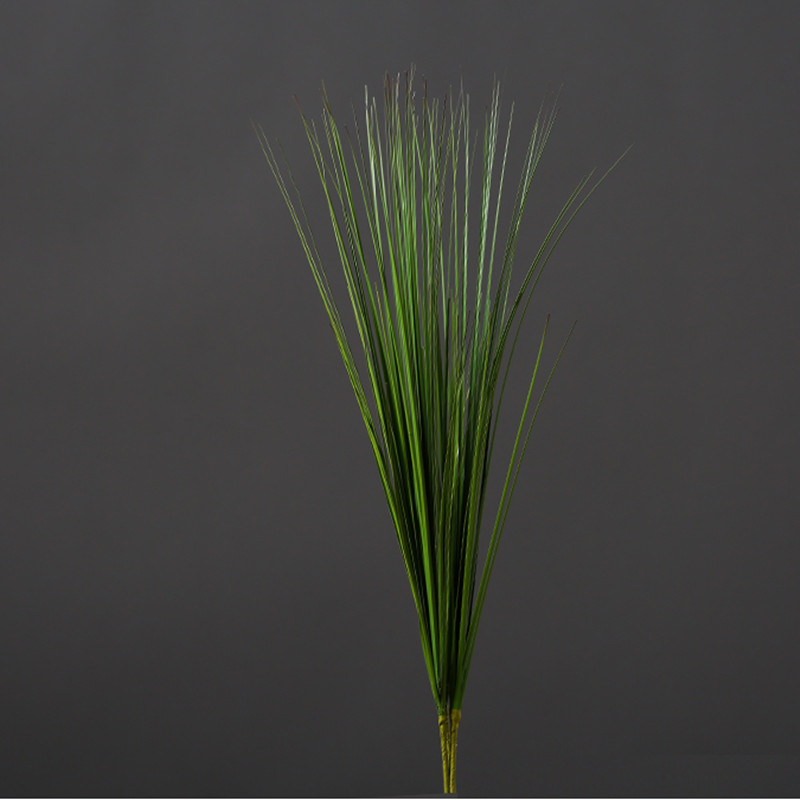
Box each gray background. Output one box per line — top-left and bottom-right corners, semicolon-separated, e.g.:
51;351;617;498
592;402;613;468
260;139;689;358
2;0;799;796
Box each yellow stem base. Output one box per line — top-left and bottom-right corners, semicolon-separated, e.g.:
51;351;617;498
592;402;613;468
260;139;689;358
438;708;461;794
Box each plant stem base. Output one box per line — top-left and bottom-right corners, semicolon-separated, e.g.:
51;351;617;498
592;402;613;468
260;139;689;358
438;709;461;794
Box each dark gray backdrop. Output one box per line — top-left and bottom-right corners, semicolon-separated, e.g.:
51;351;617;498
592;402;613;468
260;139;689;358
2;1;799;796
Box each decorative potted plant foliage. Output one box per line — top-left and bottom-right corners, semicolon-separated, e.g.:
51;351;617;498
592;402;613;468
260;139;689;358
256;66;625;795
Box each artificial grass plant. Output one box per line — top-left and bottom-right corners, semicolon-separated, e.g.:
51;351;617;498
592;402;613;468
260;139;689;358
256;67;625;794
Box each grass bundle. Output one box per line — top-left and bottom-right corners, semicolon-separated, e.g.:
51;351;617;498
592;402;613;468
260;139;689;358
255;67;624;794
